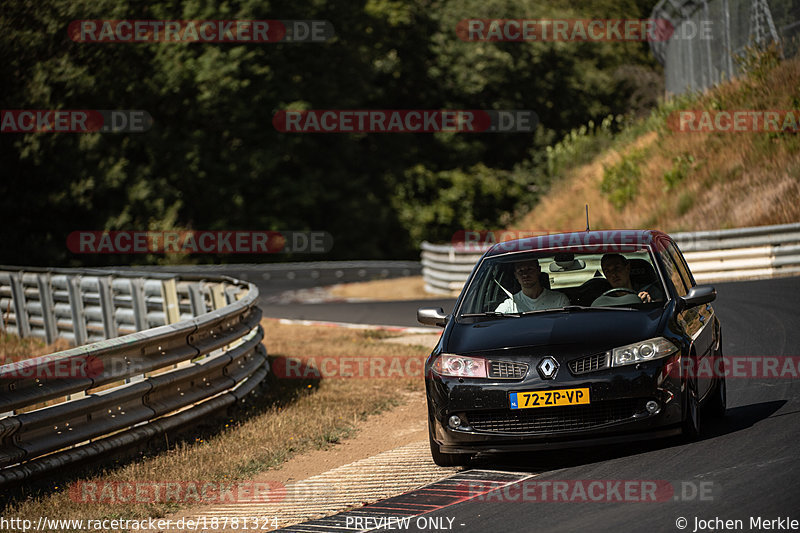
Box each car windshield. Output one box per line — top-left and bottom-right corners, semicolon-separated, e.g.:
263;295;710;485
457;247;667;317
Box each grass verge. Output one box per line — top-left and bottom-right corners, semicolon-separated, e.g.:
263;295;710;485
0;332;70;366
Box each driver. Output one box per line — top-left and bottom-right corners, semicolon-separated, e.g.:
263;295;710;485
495;259;570;313
592;253;662;306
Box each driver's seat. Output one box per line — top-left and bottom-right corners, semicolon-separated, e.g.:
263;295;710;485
629;259;657;288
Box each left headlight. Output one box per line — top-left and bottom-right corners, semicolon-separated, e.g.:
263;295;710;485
610;337;678;367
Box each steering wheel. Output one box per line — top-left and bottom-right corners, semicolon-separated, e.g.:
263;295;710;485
599;287;639;298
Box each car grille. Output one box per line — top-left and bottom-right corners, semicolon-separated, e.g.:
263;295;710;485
568;352;608;375
488;361;528;379
467;399;641;433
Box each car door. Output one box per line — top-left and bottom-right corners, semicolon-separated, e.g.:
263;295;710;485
656;239;708;394
666;239;716;398
668;239;716;398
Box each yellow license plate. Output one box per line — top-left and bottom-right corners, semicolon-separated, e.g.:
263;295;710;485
510;388;590;409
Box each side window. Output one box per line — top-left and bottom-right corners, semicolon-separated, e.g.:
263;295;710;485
667;241;695;289
658;245;688;297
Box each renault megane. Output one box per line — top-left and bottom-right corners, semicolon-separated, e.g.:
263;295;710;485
417;230;725;466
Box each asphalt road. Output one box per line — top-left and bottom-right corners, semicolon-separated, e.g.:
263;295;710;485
269;276;800;533
260;298;457;327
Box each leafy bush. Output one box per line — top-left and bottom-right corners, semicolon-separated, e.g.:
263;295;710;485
663;153;695;191
736;43;783;85
600;148;646;210
545;114;625;179
391;163;536;245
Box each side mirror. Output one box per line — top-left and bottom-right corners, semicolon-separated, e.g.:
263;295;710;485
679;285;716;309
417;307;448;327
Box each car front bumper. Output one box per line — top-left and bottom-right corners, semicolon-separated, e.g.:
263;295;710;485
427;356;685;453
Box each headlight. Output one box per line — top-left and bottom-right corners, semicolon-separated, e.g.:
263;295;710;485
432;354;488;378
611;337;678;367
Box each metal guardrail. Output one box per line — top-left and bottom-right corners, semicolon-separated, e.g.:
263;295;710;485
421;223;800;294
0;267;267;487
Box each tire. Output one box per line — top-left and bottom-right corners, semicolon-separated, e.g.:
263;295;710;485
428;421;471;467
705;357;727;418
682;381;702;441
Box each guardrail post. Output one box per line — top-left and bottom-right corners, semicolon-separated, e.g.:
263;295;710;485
225;286;241;304
161;279;180;324
66;275;88;346
209;284;227;310
36;274;58;345
8;273;30;338
187;283;207;316
121;278;149;384
97;276;117;339
129;278;149;332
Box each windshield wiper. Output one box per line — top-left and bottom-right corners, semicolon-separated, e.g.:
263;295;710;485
460;311;521;318
520;305;635;315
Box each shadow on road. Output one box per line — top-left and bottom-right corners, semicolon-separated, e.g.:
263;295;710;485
465;400;786;473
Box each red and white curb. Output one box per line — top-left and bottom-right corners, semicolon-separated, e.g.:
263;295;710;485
178;441;456;530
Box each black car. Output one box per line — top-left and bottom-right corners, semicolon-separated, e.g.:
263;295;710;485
417;230;725;466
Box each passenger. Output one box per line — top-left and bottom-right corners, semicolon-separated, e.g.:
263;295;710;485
495;259;570;313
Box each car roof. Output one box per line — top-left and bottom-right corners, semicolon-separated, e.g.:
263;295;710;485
484;229;671;257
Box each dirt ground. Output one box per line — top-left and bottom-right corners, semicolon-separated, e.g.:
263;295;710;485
328;276;442;301
247;390;428;487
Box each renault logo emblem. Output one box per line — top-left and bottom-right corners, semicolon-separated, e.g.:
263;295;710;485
537;356;559;379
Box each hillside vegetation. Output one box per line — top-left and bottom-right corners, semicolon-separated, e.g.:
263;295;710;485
513;50;800;234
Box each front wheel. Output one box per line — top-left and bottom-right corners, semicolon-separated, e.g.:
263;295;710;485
705;330;727;419
705;373;727;418
682;382;702;441
428;422;471;467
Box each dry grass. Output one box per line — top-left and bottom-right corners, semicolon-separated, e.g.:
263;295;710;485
0;332;71;366
328;276;436;301
514;132;660;232
3;321;430;529
514;55;800;233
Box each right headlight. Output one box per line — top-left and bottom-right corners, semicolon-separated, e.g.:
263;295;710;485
431;354;488;378
610;337;678;367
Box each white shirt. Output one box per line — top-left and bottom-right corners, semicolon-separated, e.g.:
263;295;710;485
495;288;570;313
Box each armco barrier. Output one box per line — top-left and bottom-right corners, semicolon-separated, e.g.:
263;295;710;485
0;267;267;487
421;223;800;294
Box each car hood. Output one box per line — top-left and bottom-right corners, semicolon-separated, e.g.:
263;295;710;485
445;307;666;355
